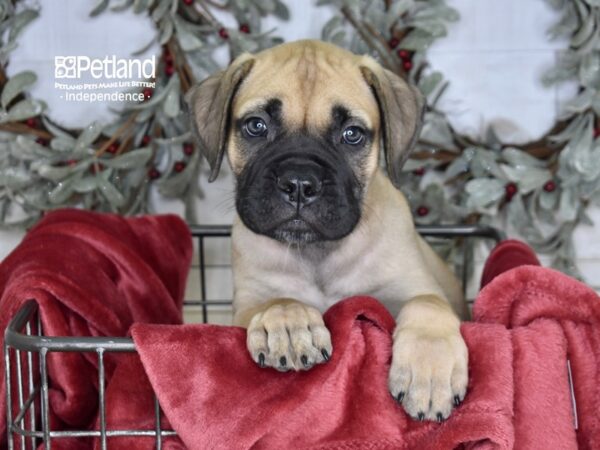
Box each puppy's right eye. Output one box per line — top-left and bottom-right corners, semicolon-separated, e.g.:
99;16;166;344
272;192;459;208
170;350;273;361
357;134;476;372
244;117;268;137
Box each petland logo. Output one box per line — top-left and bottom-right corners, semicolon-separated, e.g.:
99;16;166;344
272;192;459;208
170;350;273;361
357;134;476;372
54;55;156;103
55;55;156;79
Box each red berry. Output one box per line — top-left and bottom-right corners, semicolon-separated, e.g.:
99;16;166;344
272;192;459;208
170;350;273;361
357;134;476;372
182;0;193;5
143;88;153;100
402;60;413;71
148;168;161;180
165;65;175;77
416;206;429;217
594;127;600;138
505;182;518;200
25;118;37;128
174;161;186;173
36;137;49;146
412;167;425;176
141;135;152;146
67;159;78;167
543;180;556;192
183;142;194;156
218;28;229;39
397;49;410;60
239;24;250;34
389;37;400;49
107;142;119;154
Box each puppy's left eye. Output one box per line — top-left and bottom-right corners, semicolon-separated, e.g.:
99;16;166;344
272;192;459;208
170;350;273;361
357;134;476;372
244;117;268;137
342;126;365;145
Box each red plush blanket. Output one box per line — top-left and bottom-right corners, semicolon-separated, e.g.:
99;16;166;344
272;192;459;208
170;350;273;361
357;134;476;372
0;209;192;450
1;211;598;449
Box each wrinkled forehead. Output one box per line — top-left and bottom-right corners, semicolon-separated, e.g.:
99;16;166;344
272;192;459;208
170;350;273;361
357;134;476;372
232;46;380;132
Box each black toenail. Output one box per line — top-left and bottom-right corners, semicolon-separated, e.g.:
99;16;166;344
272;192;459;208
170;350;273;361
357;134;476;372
301;355;309;367
397;392;405;403
321;349;330;361
453;395;461;406
258;353;265;368
418;412;425;421
436;412;443;422
280;356;287;367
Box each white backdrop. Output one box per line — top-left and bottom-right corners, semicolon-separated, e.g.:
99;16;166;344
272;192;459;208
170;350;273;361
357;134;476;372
1;0;599;308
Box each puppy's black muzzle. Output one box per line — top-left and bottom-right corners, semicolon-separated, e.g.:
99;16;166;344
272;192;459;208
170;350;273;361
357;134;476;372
236;133;362;244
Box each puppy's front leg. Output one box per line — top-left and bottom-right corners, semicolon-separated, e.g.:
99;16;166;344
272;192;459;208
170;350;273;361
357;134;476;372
389;295;468;422
235;299;332;371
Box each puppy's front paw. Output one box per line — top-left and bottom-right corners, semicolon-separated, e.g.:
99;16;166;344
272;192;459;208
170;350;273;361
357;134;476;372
388;327;468;422
246;300;332;371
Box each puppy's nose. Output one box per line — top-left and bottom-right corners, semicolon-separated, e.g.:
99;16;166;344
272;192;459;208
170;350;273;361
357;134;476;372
276;170;323;207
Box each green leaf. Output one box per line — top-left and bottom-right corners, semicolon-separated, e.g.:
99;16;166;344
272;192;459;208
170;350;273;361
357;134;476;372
273;0;290;20
111;0;134;12
0;166;32;189
572;138;600;181
465;178;505;209
152;0;171;22
444;156;469;180
558;187;577;221
90;0;109;17
72;176;99;193
385;0;414;28
418;71;443;97
420;114;457;150
103;148;152;169
330;30;346;46
470;148;504;179
407;19;447;37
174;17;203;51
37;162;88;181
133;0;151;13
539;189;559;210
502;147;546;168
162;76;181;118
561;89;593;118
400;29;438;51
579;52;600;88
1;71;36;109
322;16;343;41
8;10;39;42
158;17;174;45
2;99;45;122
48;176;79;204
549;115;585;142
571;3;595;48
75;121;104;151
97;178;125;208
50;136;76;152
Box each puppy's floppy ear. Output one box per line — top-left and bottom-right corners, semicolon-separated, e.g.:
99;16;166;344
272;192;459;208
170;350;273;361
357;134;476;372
185;55;254;182
360;65;424;188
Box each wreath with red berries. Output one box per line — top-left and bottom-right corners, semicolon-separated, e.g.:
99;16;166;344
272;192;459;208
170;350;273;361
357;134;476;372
0;0;596;276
